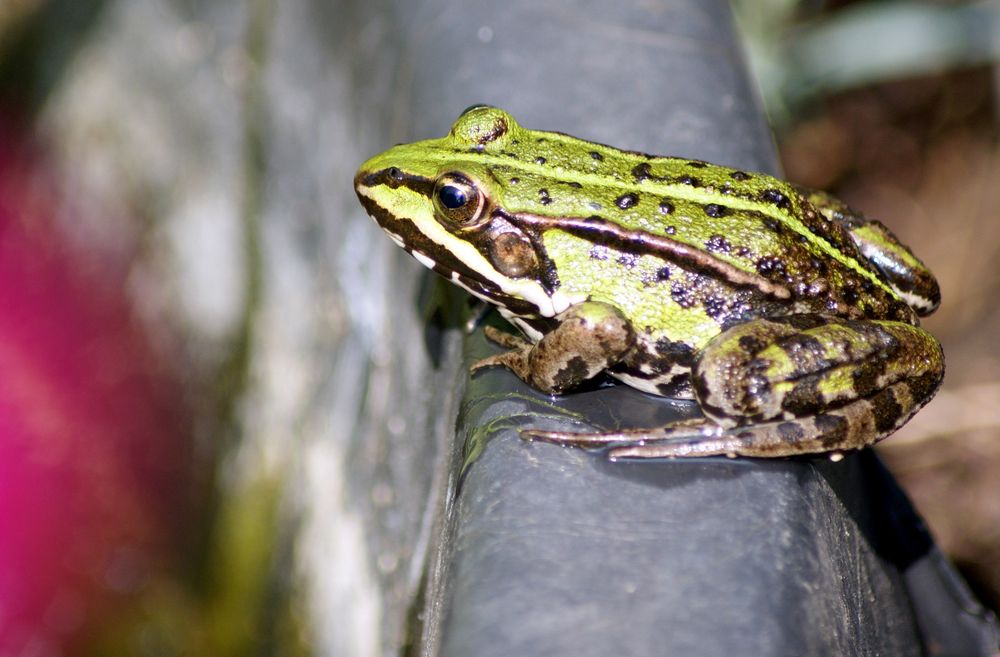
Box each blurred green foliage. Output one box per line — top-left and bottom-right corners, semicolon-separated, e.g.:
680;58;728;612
734;0;1000;123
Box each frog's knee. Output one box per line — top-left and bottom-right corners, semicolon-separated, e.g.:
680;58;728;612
691;319;797;422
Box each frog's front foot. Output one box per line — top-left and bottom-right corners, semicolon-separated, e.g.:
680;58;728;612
471;302;635;395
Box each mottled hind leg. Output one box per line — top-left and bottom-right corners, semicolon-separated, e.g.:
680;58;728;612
607;381;926;459
523;315;943;458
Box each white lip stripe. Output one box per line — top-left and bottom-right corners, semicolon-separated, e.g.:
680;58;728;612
411;251;437;270
358;184;584;318
898;289;935;313
502;311;544;341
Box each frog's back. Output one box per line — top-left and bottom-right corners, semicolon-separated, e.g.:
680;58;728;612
482;135;916;330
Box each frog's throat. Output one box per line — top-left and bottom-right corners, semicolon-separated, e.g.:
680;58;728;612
356;184;580;318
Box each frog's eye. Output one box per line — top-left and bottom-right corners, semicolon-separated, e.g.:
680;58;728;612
433;173;486;226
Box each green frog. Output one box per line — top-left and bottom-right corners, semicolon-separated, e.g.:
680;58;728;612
354;106;943;459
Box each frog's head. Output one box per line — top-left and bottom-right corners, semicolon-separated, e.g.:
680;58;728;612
354;106;577;318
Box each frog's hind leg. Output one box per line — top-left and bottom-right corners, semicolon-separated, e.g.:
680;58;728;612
522;315;943;459
602;381;922;459
523;379;927;459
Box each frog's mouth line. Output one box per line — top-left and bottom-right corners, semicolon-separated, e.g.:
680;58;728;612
356;192;543;318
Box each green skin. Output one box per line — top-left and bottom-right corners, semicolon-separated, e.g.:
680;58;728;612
354;106;944;458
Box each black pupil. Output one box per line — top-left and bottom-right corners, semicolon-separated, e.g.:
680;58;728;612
439;184;468;209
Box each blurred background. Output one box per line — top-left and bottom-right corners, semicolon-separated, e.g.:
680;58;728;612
0;0;997;655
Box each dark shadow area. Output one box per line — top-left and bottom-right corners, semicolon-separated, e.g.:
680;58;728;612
817;449;933;570
0;0;107;112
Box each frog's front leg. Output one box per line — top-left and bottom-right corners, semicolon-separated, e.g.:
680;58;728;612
526;314;944;458
472;301;635;394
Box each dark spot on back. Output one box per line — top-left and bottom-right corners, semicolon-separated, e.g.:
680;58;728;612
632;162;652;182
687;161;707;168
538;188;552;205
730;171;752;181
616;193;639;209
705;203;728;222
670;283;696;308
590;151;604;161
509;176;520;184
589;245;609;261
678;175;701;187
616;253;638;268
761;188;791;209
703;295;728;320
534;156;546;165
705;235;732;254
659;200;674;214
656;266;671;281
756;256;787;279
761;216;782;233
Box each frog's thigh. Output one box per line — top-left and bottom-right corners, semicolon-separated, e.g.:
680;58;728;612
473;301;635;394
606;318;943;458
695;316;942;423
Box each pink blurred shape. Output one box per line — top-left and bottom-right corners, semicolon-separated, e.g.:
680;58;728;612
0;114;193;654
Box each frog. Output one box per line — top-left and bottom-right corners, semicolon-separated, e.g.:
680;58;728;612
354;105;944;459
